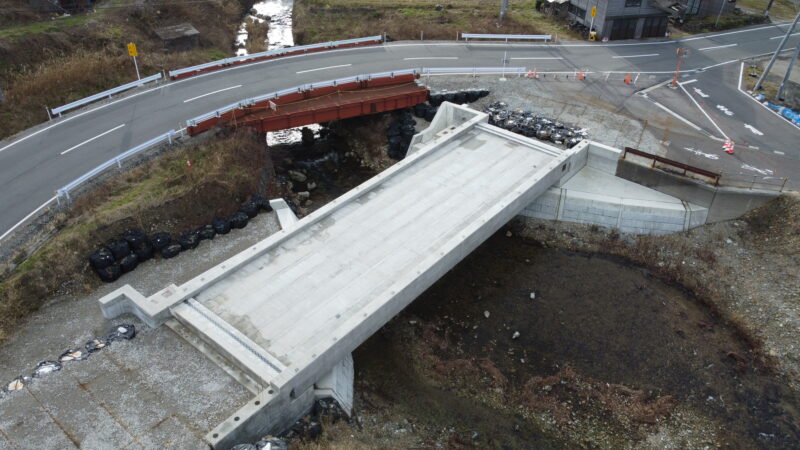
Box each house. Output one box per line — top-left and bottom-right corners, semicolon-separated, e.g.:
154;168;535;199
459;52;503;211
566;0;736;40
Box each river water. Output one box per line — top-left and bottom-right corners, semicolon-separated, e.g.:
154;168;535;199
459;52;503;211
235;0;294;56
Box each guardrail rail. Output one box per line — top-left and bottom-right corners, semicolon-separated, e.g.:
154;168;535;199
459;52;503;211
50;73;163;117
461;33;552;42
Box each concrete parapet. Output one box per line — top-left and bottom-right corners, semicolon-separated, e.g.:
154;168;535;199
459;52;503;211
270;198;299;229
408;102;487;154
586;141;622;174
314;353;354;415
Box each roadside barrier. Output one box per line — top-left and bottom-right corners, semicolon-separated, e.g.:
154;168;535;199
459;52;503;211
49;73;163;117
168;35;384;80
57;130;176;202
421;67;527;78
461;33;552;43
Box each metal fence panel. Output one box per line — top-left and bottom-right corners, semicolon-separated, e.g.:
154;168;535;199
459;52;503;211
462;33;551;42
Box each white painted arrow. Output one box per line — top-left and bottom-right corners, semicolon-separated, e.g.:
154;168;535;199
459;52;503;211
744;124;764;135
693;88;710;98
716;104;734;116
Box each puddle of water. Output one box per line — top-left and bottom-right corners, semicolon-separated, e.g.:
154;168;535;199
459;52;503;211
236;0;295;56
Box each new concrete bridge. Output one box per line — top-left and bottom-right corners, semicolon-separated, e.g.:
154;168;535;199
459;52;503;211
96;101;753;448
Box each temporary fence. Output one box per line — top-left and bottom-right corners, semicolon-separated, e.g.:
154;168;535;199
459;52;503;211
50;73;163;117
461;33;552;43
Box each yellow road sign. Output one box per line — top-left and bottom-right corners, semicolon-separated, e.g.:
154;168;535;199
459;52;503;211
591;6;597;17
127;43;138;57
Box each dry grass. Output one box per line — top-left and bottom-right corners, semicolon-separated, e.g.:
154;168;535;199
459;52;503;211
0;0;252;139
737;0;800;21
293;0;578;44
245;17;269;53
0;128;268;344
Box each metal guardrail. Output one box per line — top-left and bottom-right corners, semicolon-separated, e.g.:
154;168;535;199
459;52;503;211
461;33;552;42
168;35;383;78
57;130;175;201
186;69;420;127
50;73;163;117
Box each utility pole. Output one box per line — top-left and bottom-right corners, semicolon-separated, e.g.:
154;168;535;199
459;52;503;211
764;0;776;17
714;0;726;28
777;43;800;100
498;0;509;26
754;11;800;91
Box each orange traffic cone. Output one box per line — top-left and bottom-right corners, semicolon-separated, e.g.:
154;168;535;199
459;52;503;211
624;73;631;84
578;71;585;81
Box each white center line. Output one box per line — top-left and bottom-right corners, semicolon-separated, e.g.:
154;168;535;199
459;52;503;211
770;32;800;39
296;64;352;74
611;53;659;59
510;57;564;60
699;43;738;51
678;83;728;139
403;57;458;60
679;79;698;86
183;85;242;103
60;124;126;155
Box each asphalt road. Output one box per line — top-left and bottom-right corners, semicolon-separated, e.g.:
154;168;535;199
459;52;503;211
1;22;799;240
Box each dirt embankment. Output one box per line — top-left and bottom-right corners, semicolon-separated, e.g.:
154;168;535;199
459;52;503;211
292;0;576;44
0;128;270;343
0;0;255;140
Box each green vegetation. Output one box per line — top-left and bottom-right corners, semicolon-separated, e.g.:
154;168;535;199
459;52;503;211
737;0;799;21
0;14;94;39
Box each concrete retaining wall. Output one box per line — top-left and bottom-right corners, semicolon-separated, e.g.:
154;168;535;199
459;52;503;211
616;159;780;223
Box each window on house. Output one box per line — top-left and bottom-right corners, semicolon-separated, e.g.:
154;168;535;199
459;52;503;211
625;0;642;6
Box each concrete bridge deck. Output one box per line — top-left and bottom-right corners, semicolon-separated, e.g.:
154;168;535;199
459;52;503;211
100;103;583;447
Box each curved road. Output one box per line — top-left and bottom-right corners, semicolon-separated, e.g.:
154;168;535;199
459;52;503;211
1;22;799;240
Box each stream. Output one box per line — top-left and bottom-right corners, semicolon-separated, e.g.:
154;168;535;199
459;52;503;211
235;0;294;56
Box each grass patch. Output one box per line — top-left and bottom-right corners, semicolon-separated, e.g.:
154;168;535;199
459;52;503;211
737;0;799;21
0;13;94;39
0;129;270;344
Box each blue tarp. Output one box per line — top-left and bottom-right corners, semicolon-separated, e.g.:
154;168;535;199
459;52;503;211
765;102;800;127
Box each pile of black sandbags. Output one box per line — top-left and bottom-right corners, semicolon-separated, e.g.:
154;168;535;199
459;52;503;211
87;195;274;282
484;101;588;147
428;89;490;107
386;110;417;160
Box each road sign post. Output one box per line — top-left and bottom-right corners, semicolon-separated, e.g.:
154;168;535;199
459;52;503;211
127;42;140;81
590;6;597;33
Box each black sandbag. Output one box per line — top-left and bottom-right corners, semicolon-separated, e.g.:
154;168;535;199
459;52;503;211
453;91;467;104
122;229;147;247
119;253;138;273
212;217;231;235
89;247;114;270
240;200;259;218
150;232;171;250
229;212;249;229
107;239;131;260
178;231;200;250
107;324;136;341
197;224;216;240
160;243;182;259
95;264;122;282
413;103;427;117
252;195;273;212
386;122;401;137
132;242;153;261
424;107;438;122
443;92;456;103
429;93;444;106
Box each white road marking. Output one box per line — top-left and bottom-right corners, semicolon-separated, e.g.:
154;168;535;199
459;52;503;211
651;101;704;131
611;53;659;59
716;104;734;116
403;57;458;60
693;87;710;98
683;147;720;160
679;83;728;139
679;79;698;85
770;32;800;39
774;150;785;155
0;195;58;242
183;85;242;103
296;64;352;74
699;43;738;51
741;164;774;176
60;124;125;155
510;57;564;60
744;124;764;135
